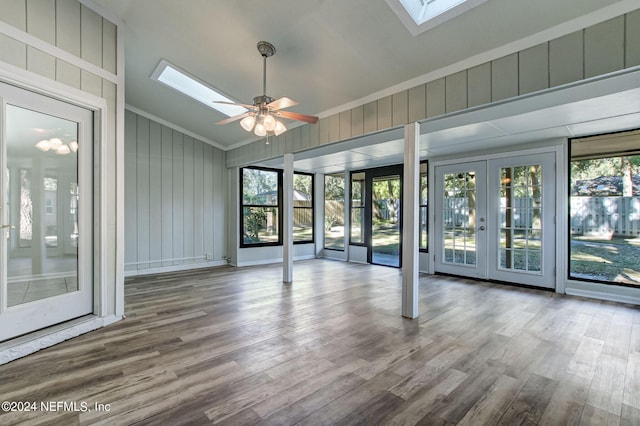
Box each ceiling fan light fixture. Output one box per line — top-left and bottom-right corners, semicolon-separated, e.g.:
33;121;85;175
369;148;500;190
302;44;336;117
254;122;267;137
240;115;256;132
273;120;286;136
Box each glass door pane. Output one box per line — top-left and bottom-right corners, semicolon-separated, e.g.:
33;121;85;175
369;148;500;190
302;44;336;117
371;175;401;267
6;105;79;306
442;171;478;266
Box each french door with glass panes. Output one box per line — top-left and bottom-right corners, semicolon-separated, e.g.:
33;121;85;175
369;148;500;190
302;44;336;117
0;81;93;342
434;153;556;288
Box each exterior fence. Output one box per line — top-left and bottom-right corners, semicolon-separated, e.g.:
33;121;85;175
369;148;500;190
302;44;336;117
571;196;640;236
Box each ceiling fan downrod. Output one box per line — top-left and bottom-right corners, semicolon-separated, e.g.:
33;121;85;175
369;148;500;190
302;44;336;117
255;41;276;106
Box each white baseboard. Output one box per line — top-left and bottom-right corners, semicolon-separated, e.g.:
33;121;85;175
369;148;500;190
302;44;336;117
236;255;316;267
565;280;640;306
124;260;227;277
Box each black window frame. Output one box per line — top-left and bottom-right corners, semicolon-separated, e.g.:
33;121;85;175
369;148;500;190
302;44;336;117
568;129;640;288
293;171;315;245
349;171;366;246
239;166;283;248
419;161;429;253
324;173;345;251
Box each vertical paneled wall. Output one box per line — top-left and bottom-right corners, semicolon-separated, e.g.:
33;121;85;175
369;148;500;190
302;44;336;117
227;8;640;168
125;110;226;273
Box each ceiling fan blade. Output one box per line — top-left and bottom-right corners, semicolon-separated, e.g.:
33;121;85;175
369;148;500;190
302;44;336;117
267;97;298;110
216;112;251;125
277;110;319;124
213;101;257;110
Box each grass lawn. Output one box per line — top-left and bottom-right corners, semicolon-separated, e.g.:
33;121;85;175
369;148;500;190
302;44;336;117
571;236;640;285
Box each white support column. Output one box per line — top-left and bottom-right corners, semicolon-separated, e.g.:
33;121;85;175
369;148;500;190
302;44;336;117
402;122;420;319
283;153;294;283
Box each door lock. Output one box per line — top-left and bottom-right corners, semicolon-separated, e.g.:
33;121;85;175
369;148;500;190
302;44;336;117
479;226;486;231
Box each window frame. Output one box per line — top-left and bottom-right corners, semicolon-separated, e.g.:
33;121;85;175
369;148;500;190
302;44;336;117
568;128;640;288
349;171;366;246
419;161;428;253
293;171;315;245
239;166;283;248
324;173;346;251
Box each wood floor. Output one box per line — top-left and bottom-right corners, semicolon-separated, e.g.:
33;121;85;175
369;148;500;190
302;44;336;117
1;259;640;425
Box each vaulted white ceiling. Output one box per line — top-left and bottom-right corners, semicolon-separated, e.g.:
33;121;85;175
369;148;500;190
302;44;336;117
90;0;630;150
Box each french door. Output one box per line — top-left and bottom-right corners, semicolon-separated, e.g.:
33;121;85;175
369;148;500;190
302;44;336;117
434;153;556;288
0;82;93;341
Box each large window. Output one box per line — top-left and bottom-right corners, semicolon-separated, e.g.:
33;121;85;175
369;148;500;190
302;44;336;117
570;130;640;287
350;172;365;245
240;167;282;247
420;161;428;252
324;173;345;250
293;172;314;243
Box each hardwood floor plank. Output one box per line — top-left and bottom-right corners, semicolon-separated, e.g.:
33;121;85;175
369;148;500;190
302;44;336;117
497;373;559;425
1;260;639;425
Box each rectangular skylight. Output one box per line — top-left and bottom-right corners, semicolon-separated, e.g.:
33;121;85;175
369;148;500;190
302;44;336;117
401;0;466;25
386;0;487;36
151;60;247;117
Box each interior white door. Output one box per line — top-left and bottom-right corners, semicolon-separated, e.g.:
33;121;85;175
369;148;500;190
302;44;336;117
434;153;556;288
0;81;93;342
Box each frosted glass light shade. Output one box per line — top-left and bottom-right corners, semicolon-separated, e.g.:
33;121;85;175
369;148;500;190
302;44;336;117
263;114;276;132
273;120;286;136
254;122;266;137
240;115;256;132
56;145;71;155
35;140;51;151
49;138;62;149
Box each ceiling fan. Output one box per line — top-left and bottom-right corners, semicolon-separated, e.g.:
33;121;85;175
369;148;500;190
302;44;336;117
215;41;318;137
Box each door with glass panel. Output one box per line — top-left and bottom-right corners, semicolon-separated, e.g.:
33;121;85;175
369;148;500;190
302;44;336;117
434;162;487;278
435;154;555;288
0;82;93;342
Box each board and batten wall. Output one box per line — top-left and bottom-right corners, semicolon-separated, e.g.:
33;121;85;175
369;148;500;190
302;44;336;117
227;9;640;167
124;110;227;275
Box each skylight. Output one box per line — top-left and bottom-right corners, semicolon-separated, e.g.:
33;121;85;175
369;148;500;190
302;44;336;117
151;60;247;117
385;0;487;36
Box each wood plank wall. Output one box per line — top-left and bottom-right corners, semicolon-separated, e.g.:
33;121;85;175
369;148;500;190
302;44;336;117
227;10;640;168
124;110;227;273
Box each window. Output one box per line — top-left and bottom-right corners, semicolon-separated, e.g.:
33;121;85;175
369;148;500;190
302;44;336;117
324;173;345;250
570;129;640;287
420;162;428;252
385;0;488;36
293;172;314;243
151;60;246;117
350;172;365;245
240;167;282;247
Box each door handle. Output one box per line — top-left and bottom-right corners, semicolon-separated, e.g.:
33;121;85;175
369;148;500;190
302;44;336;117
0;224;15;230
